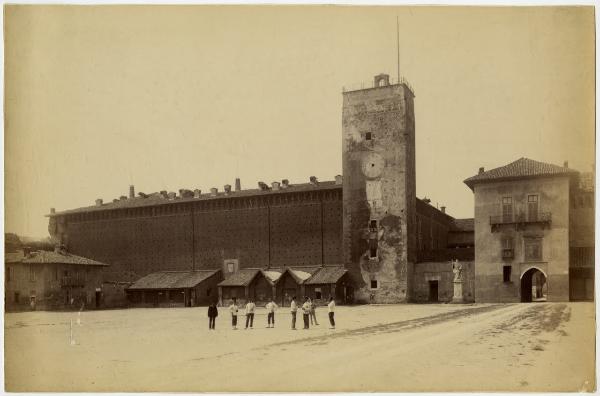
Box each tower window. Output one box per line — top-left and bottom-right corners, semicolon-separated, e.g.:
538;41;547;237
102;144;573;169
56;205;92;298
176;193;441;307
365;132;372;141
370;280;379;289
369;220;377;231
503;266;512;283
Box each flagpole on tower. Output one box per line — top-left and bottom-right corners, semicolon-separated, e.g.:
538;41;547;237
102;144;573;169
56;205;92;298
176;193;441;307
396;15;400;84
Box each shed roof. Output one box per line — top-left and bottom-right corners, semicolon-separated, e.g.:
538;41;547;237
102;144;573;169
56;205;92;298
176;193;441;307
305;266;347;285
8;250;109;266
128;269;220;290
218;268;262;287
464;158;576;190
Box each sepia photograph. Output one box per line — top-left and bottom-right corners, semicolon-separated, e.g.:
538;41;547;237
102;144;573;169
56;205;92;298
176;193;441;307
3;4;596;392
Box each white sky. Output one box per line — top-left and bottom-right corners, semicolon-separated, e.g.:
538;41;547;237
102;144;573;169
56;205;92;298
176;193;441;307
5;5;595;238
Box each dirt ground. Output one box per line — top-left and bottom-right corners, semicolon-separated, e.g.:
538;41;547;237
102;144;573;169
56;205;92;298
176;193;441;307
4;302;596;392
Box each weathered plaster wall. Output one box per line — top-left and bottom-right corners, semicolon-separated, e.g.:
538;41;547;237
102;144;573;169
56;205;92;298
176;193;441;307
412;261;475;303
342;81;416;303
473;176;570;302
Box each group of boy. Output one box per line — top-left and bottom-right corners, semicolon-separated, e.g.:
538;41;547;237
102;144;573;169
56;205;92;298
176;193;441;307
207;296;336;330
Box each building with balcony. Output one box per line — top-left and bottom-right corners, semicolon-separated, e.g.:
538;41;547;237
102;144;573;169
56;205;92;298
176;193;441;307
5;247;108;311
465;157;594;302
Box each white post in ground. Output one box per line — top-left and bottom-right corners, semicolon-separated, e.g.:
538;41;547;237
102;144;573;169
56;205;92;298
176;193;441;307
69;319;76;345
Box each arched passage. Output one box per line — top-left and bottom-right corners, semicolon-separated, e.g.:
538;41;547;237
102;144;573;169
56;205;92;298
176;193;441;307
520;267;548;302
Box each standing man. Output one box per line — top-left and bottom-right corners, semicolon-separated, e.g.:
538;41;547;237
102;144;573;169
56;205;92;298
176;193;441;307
207;301;218;330
290;296;298;330
265;299;278;328
309;297;319;326
301;297;311;329
229;298;239;330
245;298;256;329
328;296;336;329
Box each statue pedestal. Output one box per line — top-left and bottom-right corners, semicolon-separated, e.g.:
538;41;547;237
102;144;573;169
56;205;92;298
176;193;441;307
451;281;464;304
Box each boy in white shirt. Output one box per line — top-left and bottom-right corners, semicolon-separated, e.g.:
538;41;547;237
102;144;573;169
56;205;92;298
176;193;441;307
265;299;278;328
229;298;239;330
301;297;311;329
290;296;298;330
327;297;336;329
244;299;256;329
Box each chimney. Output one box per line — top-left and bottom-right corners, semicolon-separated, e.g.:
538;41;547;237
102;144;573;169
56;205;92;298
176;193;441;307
335;175;343;185
478;167;485;175
95;199;103;206
129;185;135;199
309;176;319;185
193;189;201;199
235;178;241;192
160;190;168;199
440;206;446;214
272;181;280;191
210;188;218;196
281;179;290;189
564;161;569;168
258;182;269;191
423;197;431;204
167;192;176;200
224;184;232;195
50;208;56;214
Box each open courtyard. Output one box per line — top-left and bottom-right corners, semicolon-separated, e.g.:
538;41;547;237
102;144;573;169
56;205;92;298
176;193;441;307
5;302;595;392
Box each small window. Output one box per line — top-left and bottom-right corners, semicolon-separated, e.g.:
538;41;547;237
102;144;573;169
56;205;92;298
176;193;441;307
29;265;36;282
502;237;513;249
369;219;377;229
206;288;212;297
502;197;513;222
315;288;322;300
6;267;11;283
370;280;379;289
369;242;378;258
503;266;512;283
14;292;19;304
528;195;539;221
524;238;543;261
54;267;58;281
365;132;372;141
227;263;234;273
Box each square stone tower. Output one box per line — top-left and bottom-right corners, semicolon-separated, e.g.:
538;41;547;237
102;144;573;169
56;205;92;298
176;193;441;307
342;74;416;303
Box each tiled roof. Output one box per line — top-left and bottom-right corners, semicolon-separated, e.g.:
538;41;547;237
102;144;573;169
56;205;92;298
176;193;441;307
305;266;347;285
452;218;474;232
11;250;109;266
262;270;283;283
464;158;576;189
218;268;261;287
128;269;220;290
50;180;341;217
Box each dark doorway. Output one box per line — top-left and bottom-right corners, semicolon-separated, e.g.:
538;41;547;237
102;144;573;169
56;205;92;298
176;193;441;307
428;281;439;302
95;291;101;308
521;268;547;302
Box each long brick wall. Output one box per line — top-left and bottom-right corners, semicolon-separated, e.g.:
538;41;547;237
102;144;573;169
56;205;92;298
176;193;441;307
60;188;343;283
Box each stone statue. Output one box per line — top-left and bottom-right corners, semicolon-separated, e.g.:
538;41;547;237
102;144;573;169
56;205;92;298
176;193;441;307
452;261;463;282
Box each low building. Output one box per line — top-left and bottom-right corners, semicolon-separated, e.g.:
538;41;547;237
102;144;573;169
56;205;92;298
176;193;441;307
303;266;351;304
5;247;108;311
218;268;279;306
126;269;221;307
464;158;594;302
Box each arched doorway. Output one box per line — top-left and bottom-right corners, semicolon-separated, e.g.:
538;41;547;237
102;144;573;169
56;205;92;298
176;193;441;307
520;267;547;302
